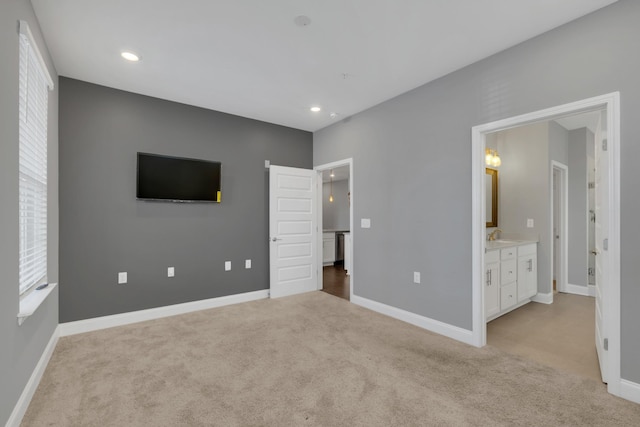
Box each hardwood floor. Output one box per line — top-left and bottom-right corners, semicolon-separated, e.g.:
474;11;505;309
322;264;350;301
488;292;602;382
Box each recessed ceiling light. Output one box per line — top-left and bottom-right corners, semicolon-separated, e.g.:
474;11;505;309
121;51;140;62
310;106;321;112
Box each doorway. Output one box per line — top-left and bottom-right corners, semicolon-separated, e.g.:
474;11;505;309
471;93;621;397
315;159;354;301
552;161;568;294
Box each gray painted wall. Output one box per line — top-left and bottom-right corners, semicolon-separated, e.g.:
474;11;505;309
497;123;548;291
549;121;569;166
59;78;312;322
568;128;589;288
322;180;350;230
313;0;640;382
0;1;59;424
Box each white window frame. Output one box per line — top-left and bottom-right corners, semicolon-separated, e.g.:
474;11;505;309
18;21;54;296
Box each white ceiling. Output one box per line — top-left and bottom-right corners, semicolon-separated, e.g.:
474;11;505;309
555;111;602;134
32;0;617;132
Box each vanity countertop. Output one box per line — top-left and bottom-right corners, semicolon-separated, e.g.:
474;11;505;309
486;239;538;251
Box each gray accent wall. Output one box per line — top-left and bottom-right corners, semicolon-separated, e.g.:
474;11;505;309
59;78;311;322
322;180;350;230
0;1;59;425
568;128;590;288
313;0;640;383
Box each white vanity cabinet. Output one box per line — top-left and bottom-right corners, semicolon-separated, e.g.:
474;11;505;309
485;241;538;321
322;232;336;265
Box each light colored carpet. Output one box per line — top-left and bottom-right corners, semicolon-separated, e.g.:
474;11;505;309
22;291;640;426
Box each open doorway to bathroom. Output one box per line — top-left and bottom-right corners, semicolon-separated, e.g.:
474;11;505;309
315;160;353;301
471;93;620;396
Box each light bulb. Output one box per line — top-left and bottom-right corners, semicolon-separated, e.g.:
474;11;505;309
492;151;501;167
329;195;334;203
485;149;493;166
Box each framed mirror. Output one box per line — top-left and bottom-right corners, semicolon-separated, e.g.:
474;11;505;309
486;168;498;227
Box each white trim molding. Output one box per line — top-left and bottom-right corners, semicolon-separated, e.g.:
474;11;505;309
6;328;59;427
531;292;554;305
351;295;474;346
620;379;640;404
565;283;594;297
59;290;269;336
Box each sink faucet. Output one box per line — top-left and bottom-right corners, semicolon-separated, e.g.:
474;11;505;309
488;229;503;241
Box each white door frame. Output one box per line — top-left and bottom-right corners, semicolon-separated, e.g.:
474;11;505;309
314;158;354;301
471;92;621;397
551;161;569;294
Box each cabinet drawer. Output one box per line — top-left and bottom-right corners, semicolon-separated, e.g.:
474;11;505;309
500;259;517;285
500;282;517;311
485;249;499;264
518;243;536;256
501;247;517;260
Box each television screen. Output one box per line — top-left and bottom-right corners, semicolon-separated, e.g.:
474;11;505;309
136;152;221;202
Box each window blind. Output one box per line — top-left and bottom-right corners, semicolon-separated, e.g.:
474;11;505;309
18;23;51;295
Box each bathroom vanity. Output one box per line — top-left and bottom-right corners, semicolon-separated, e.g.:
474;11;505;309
485;240;538;321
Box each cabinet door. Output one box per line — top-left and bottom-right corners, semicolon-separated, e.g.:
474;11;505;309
517;255;537;302
485;262;500;319
323;238;335;263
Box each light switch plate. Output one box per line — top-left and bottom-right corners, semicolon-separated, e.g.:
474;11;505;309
265;160;270;168
168;267;175;277
225;261;231;271
245;259;251;269
527;218;534;228
413;272;421;284
118;272;127;284
361;218;371;228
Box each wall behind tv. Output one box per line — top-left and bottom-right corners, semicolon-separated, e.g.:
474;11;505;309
59;78;312;322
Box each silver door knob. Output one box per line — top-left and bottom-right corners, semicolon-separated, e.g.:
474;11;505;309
271;237;282;242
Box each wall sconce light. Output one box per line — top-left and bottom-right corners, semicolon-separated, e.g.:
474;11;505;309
485;148;501;167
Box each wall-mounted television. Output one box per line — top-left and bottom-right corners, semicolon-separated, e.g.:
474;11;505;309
136;152;221;202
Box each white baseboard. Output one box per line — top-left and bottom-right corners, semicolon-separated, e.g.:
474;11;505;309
6;328;59;427
565;283;594;297
588;284;596;297
351;295;474;346
619;379;640;404
59;289;269;336
531;292;553;304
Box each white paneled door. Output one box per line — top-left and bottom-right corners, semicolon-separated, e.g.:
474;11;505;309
594;110;608;384
269;165;317;298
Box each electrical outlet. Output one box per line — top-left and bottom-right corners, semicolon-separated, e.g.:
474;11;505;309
245;259;251;269
225;261;231;271
118;272;127;284
527;218;534;228
168;267;175;277
361;218;371;228
413;272;421;284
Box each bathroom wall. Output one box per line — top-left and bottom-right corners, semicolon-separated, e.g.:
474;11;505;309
322;179;350;231
495;121;567;295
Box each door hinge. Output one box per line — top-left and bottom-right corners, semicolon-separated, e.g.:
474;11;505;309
604;338;609;351
603;238;609;251
602;139;608;151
